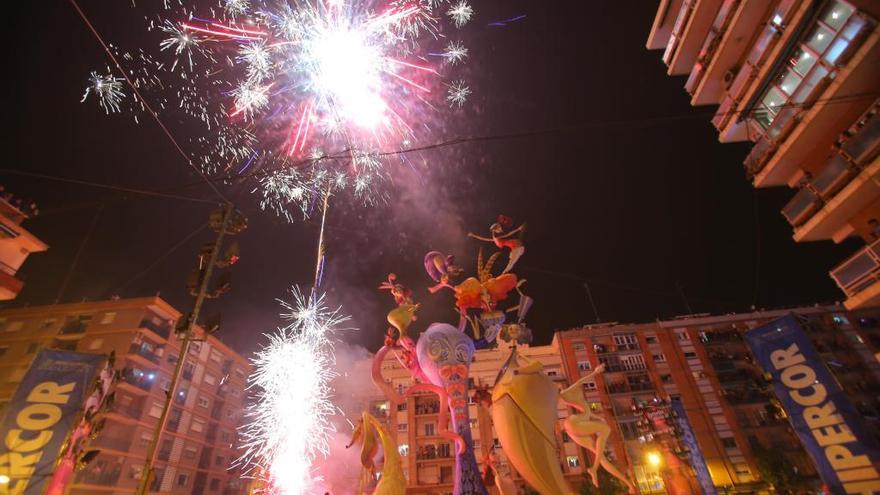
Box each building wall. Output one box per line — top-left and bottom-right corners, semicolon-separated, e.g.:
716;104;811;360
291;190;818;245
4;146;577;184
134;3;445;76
558;305;880;493
0;196;48;300
647;0;880;308
0;297;251;495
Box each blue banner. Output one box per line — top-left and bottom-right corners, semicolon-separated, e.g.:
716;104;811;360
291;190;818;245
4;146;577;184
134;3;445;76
745;315;880;495
670;397;718;495
0;349;104;495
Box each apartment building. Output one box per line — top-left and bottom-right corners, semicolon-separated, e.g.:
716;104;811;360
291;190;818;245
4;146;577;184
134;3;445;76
557;305;880;493
647;0;880;309
348;339;590;495
0;191;47;300
0;297;251;495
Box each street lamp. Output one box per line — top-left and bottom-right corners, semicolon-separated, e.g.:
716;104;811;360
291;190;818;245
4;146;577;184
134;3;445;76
646;451;663;468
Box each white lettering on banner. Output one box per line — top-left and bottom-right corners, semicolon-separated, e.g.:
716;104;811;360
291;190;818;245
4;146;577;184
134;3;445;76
0;381;75;495
771;344;880;494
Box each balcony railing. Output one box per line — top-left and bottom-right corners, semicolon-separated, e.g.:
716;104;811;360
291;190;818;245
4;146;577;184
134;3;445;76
128;343;161;364
121;371;154;392
782;187;821;226
93;435;133;452
111;400;144;419
139;318;170;340
830;238;880;297
685;0;741;94
841;104;880;163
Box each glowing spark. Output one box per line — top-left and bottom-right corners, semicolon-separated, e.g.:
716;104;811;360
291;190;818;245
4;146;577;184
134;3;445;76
81;70;125;114
159;20;202;71
238;288;351;494
447;1;473;27
238;40;272;83
446;80;470;108
232;82;272;119
443;40;468;65
223;0;250;17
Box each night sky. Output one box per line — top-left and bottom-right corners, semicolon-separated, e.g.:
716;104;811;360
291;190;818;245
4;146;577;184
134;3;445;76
5;1;861;356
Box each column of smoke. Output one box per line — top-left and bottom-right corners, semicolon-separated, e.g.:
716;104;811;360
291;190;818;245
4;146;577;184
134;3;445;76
311;343;374;493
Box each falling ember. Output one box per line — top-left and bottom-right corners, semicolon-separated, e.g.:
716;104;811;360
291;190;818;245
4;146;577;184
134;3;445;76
81;70;125;114
447;79;471;108
238;289;351;494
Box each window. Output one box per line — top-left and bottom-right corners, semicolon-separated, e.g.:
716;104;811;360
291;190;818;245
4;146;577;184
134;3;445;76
425;423;435;436
645;335;658;344
613;334;638;349
582;381;597;390
100;312;116;324
577;361;591;371
210;349;223;363
722;438;737;449
397;423;408;432
184;446;198;459
751;0;867;132
159;378;171;392
5;321;23;332
547;370;558;377
209;478;220;491
684;351;698;359
88;338;104;351
660;374;673;384
26;343;40;354
676;330;690;341
191;418;206;433
692;371;706;379
139;433;152;448
204;373;217;385
398;443;409;457
177;473;189;487
397;402;407;411
566;456;580;468
572;341;586;351
198;396;210;408
215;455;225;467
652;353;666;362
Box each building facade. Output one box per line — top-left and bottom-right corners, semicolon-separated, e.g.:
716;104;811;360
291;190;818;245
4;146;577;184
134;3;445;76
0;192;47;300
557;305;880;493
647;0;880;309
349;339;592;495
351;305;880;494
0;297;251;495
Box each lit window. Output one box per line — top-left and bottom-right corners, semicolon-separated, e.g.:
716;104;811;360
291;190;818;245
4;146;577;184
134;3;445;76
398;444;409;456
572;341;586;351
397;423;408;432
566;456;580;468
198;396;210;408
100;312;116;324
652;353;666;362
577;361;591;371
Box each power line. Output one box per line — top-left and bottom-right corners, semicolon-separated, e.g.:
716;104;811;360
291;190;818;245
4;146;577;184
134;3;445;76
109;223;209;296
68;0;229;203
1;168;217;205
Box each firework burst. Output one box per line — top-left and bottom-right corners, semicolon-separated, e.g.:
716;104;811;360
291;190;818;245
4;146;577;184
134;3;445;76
81;70;126;114
238;288;351;494
82;0;475;218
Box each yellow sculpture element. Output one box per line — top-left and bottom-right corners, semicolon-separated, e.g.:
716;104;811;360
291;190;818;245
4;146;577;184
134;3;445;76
387;302;419;338
490;350;577;495
559;364;636;493
347;412;407;495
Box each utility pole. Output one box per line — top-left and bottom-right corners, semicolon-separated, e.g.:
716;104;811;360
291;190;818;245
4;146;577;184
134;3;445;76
136;202;240;495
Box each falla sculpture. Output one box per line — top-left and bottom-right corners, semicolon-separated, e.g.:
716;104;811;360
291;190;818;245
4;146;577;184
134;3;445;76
366;215;633;494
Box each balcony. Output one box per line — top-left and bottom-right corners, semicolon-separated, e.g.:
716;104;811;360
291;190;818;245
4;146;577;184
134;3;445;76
748;8;879;187
111;400;144;420
128;342;161;364
792;102;880;242
830;238;880;309
684;0;739;97
647;0;686;50
665;0;725;76
139;318;170;340
120;369;155;393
